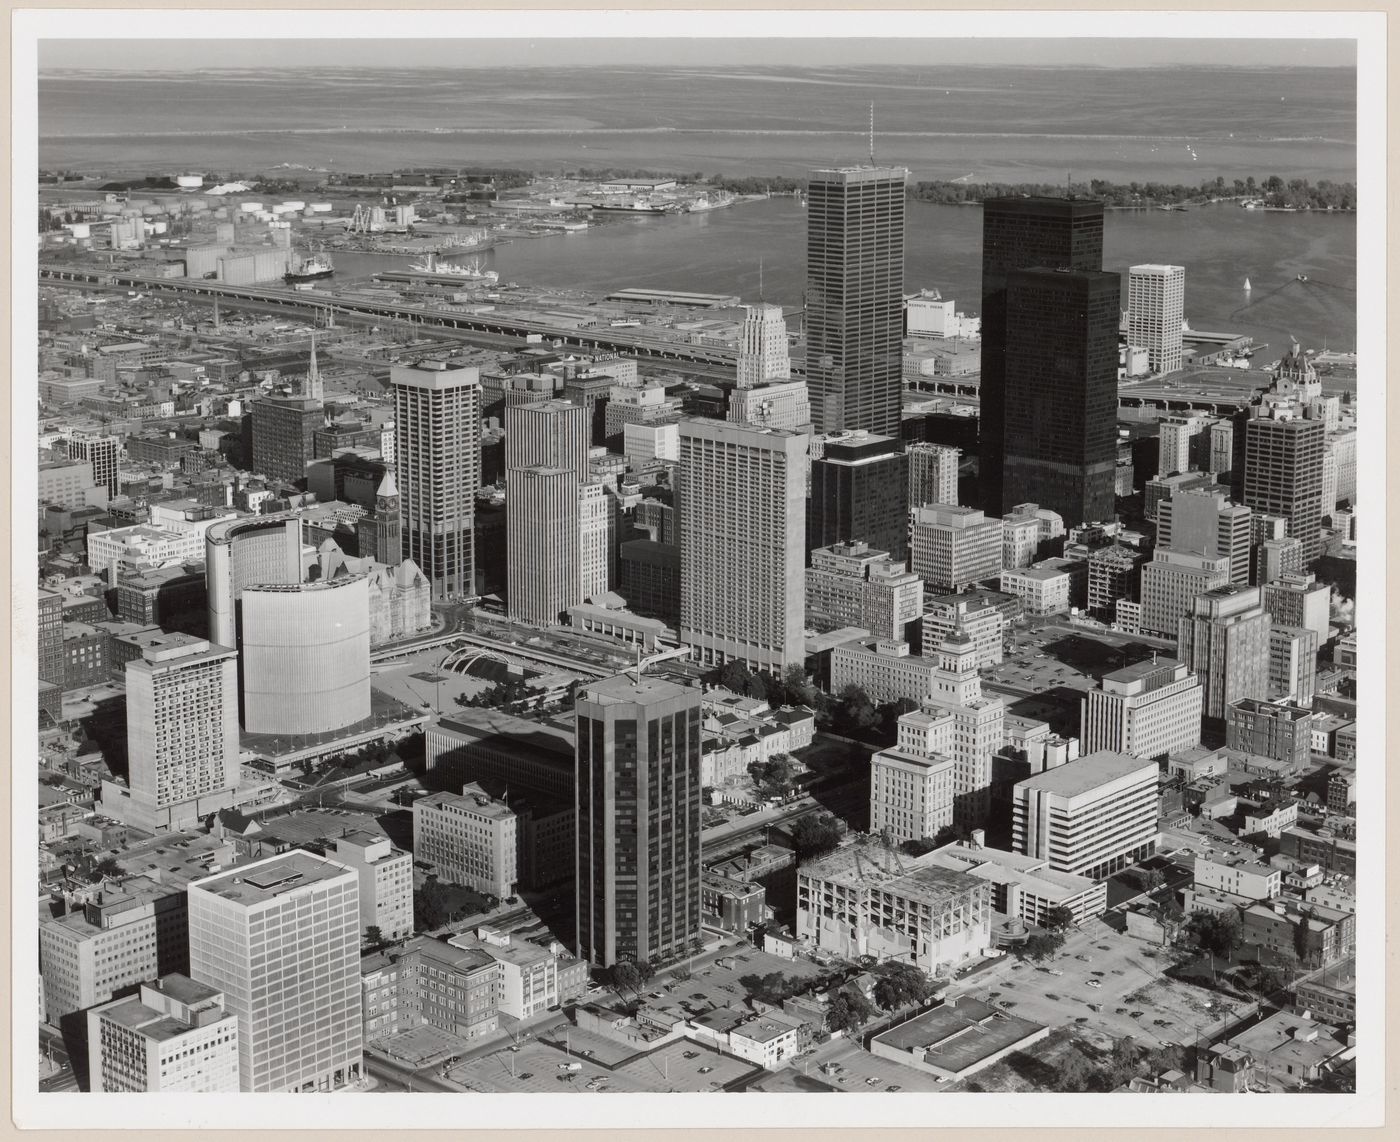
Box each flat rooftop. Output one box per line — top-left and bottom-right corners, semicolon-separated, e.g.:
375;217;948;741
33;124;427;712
1015;749;1158;798
191;850;352;906
802;845;983;905
873;997;1047;1074
580;673;694;708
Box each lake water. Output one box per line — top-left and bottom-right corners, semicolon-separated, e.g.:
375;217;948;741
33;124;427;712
39;62;1357;353
337;197;1355;357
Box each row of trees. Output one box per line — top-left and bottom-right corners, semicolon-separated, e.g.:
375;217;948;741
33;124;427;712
1051;1036;1188;1093
706;661;906;746
739;960;936;1034
909;174;1356;210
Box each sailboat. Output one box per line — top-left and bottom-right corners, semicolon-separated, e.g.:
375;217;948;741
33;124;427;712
1244;277;1252;292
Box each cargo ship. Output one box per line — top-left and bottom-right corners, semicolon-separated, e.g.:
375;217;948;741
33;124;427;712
285;253;335;284
407;254;499;284
591;198;677;215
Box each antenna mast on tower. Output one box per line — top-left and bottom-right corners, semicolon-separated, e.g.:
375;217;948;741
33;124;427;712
869;102;876;166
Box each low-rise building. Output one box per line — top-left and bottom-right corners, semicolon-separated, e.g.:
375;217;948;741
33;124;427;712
728;1011;804;1069
1295;956;1356;1026
87;974;239;1093
998;564;1071;617
1192;855;1281;901
1239;898;1355;970
701;872;767;934
1226;698;1317;767
920;593;1005;669
412;785;519;900
1199;1010;1353;1091
927;843;1107;927
870;997;1050;1082
333;831;414;943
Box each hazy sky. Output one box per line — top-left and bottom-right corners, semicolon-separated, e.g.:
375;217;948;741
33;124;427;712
39;37;1357;73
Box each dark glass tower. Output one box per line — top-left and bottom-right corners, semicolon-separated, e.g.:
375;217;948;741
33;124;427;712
805;166;907;438
576;674;703;969
1002;267;1121;527
979;197;1105;513
807;432;909;561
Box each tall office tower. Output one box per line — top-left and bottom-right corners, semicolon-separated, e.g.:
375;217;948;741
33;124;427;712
922;630;1005;827
1177;584;1273;720
1138;549;1232;638
1127;264;1186;376
1263;571;1331;642
805;166;907;437
578;482;611;602
393;361;482;600
1012;751;1159;878
909;504;1003;594
678;419;807;672
119;633;239;832
1001;267;1120;525
736;303;791;389
240;577;371;735
808;431;908;561
506;399;591;477
88;976;240;1093
1157;413;1215;477
1158;489;1253;584
1268;625;1319;707
978;197;1104;512
66;432;121;498
731;303;812;431
1243;411;1326;564
506;399;591;625
908;442;960;510
188;851;363;1093
575;674;703;968
1208;420;1235;477
38;588;64;684
204;515;305;648
251;396;323;485
1080;657;1203;759
507;467;579;625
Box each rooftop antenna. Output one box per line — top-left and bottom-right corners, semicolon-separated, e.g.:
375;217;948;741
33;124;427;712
869;102;876;166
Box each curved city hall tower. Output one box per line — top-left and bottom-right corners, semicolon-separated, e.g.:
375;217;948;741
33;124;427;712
239;577;371;736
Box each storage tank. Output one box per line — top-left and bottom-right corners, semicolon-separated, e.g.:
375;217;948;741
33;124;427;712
151;221;168;235
239;577;371;735
239;201;263;214
184;245;228;279
65;222;91;240
270;204;292;216
176;174;204;190
309;203;332;213
281;200;306;211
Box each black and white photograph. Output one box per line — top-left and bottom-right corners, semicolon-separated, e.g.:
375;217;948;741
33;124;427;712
12;8;1385;1134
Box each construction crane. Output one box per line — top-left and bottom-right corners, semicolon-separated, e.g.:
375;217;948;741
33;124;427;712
880;826;909;875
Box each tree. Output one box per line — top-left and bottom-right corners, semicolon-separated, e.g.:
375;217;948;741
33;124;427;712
748;753;799;800
93;857;124;880
414;878;451;931
900;837;940;857
716;659;752;695
1018;932;1065;961
832;684;879;737
635;960;655;987
871;962;933;1011
611;960;642;998
826;987;875;1033
789;813;842;860
1055;1048;1095;1093
365;925;385;949
933;823;974;847
781;663;818;708
1044;905;1077;933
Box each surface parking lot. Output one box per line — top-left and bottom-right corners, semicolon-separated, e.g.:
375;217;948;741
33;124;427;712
946;917;1249;1052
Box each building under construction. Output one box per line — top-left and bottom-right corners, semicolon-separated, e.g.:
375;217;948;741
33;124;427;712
794;841;992;975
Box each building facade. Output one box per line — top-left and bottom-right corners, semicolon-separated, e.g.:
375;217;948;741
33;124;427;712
909;504;1003;593
187;851;363;1093
87;975;239;1093
1079;657;1203;760
1126;264;1186;376
575;675;703;968
413;786;520;900
1177;585;1273;720
807;431;909;561
805;166;907;437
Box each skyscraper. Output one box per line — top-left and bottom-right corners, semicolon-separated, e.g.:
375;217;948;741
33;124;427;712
979;197;1105;513
188;851;363;1092
908;442;960;510
120;633;240;832
678;418;807;672
506;399;592;625
805;166;907;437
736;302;792;390
393;361;482;600
1177;584;1273;720
808;431;908;561
251;396;324;486
1002;267;1121;525
575;674;703;968
1244;412;1327;564
1127;264;1186;376
65;432;120;498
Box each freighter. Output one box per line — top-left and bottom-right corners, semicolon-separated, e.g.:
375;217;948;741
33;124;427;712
285;252;335;284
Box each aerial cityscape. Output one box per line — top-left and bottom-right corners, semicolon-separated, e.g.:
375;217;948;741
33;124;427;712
26;28;1373;1120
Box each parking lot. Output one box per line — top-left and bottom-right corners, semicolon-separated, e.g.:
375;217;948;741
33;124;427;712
946;917;1250;1053
752;1033;946;1094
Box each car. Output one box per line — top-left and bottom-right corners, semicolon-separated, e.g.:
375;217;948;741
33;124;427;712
1111;969;1125;976
998;1000;1017;1008
1115;1007;1129;1015
1091;970;1105;977
1075;1016;1090;1024
683;1051;699;1060
518;1073;533;1080
1086;979;1102;989
1048;969;1064;977
509;1046;521;1053
1131;1011;1145;1019
699;1066;713;1074
1045;993;1059;1001
1097;945;1112;951
865;1077;880;1086
887;1085;901;1092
